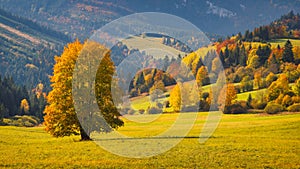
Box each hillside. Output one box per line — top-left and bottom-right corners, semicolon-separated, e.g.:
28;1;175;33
0;0;299;39
121;35;187;58
124;11;300;115
0;9;70;90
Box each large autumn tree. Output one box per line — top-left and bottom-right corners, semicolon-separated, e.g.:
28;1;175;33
44;40;123;140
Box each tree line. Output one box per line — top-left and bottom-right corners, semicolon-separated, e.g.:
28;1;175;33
0;76;46;123
235;11;300;42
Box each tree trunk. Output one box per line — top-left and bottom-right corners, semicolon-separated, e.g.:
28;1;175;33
80;126;91;141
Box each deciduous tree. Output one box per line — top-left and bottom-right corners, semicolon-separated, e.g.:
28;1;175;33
169;83;181;112
196;66;210;86
266;74;289;102
20;99;30;115
44;40;123;140
44;40;83;138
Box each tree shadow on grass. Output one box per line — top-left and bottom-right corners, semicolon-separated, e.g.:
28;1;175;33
92;135;217;141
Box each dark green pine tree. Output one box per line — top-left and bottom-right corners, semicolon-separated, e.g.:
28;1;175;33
135;71;145;87
282;40;294;62
233;45;240;65
247;94;253;108
219;50;225;67
277;44;281;50
224;46;230;66
239;45;247;66
244;30;250;41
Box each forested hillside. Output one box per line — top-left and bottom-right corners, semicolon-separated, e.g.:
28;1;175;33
172;11;300;114
0;8;70;90
0;0;298;38
125;11;300;115
0;9;300;126
0;76;46;126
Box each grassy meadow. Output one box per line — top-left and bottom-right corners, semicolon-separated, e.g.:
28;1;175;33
269;39;300;47
0;112;299;168
122;35;187;58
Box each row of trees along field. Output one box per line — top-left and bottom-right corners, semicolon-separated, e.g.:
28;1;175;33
1;11;299;141
226;11;300;43
0;76;46;126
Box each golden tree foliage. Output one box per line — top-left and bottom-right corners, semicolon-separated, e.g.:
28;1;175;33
253;72;262;90
211;57;221;73
282;95;292;107
182;52;197;69
95;50;124;130
20;99;30;114
266;72;276;86
196;66;209;86
266;74;289;102
225;83;237;106
44;40;83;137
169;83;181;112
293;46;300;61
293;77;300;96
247;55;260;68
218;83;237;110
44;40;123;139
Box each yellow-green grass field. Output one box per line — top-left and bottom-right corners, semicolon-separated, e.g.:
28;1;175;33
242;39;300;49
122;35;187;58
236;89;266;101
0;112;299;168
268;39;300;47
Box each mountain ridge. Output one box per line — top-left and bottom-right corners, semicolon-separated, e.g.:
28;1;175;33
0;0;298;39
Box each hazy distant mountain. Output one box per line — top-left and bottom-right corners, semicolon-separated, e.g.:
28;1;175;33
0;0;298;40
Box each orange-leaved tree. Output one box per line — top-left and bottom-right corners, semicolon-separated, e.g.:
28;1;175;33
218;83;237;111
44;40;123;140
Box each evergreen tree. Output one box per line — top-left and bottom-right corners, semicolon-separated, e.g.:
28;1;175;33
282;40;294;62
219;50;225;66
239;45;247;66
247;94;253;108
224;46;230;66
244;30;250;41
233;45;240;65
0;76;30;118
256;45;271;66
277;44;281;50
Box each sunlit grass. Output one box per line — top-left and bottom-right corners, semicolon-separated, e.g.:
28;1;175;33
269;38;300;47
0;113;299;168
236;88;266;101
